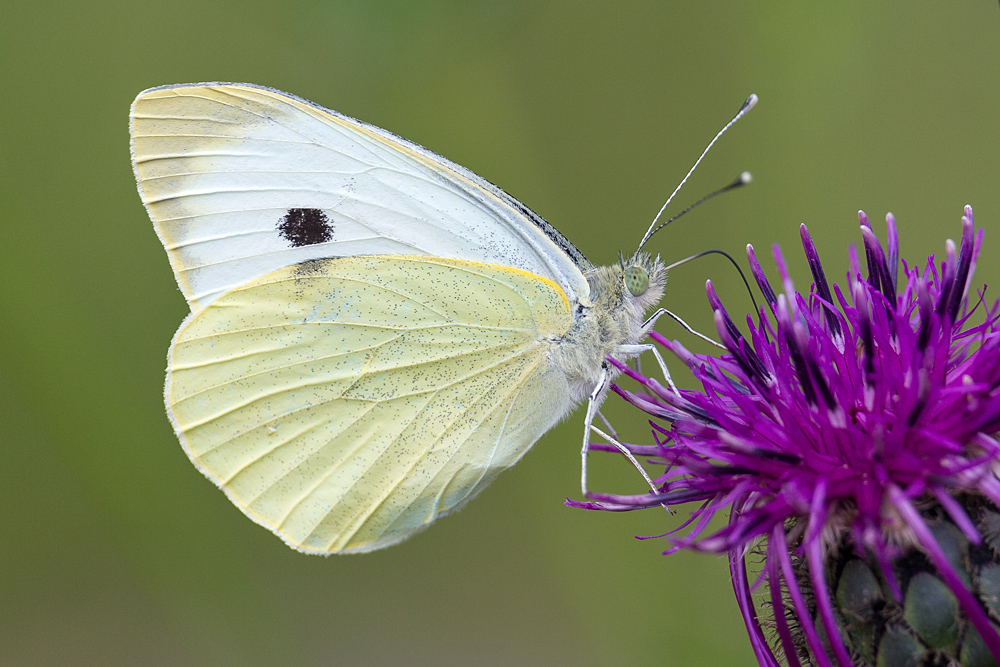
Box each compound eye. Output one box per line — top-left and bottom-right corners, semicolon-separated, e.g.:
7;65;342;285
624;265;649;296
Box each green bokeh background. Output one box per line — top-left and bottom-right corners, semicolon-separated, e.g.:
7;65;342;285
3;2;999;665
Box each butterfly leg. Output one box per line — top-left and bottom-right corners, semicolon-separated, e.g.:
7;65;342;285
617;343;681;397
579;311;715;500
632;308;722;379
580;363;608;497
640;308;725;350
596;409;619;441
580;362;660;497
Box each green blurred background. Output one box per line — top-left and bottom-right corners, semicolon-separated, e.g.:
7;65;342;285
2;2;999;665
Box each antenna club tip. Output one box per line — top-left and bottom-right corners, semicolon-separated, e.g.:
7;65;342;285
739;171;753;184
745;94;759;110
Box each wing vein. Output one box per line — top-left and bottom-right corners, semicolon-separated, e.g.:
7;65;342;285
219;399;380;485
275;389;440;535
179;338;539;438
173;329;531;400
330;346;545;549
176;319;533;349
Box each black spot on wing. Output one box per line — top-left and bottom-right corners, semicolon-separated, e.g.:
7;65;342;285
278;208;334;247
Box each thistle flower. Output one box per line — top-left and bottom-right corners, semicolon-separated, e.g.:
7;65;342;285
572;206;1000;666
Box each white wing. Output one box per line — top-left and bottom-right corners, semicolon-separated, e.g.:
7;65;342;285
130;83;592;311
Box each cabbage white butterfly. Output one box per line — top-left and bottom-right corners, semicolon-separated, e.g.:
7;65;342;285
131;83;754;554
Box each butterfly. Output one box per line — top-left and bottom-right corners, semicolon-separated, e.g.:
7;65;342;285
130;83;753;554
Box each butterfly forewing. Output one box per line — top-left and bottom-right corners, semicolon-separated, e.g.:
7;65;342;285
131;83;590;312
167;256;573;553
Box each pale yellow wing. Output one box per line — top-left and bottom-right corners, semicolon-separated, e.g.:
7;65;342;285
167;255;573;553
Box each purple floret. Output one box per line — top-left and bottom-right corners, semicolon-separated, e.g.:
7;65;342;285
569;206;1000;666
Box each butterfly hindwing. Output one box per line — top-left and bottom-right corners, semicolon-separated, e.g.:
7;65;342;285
167;255;574;553
130;83;591;312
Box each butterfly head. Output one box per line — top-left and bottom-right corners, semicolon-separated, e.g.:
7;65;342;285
620;251;667;314
562;252;668;400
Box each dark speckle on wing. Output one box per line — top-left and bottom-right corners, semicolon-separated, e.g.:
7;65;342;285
292;258;334;277
493;190;591;271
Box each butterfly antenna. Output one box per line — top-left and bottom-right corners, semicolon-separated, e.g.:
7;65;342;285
665;249;761;319
642;248;765;354
642;171;752;246
637;94;758;253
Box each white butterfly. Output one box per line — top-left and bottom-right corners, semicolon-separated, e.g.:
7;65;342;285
131;83;753;554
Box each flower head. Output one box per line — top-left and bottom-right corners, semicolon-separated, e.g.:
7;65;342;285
572;206;1000;666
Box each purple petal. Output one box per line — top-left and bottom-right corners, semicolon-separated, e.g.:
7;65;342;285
747;244;778;310
886;212;899;294
800;224;843;336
